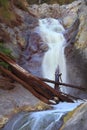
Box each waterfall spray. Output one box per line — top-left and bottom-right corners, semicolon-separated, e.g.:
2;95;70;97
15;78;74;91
39;18;67;92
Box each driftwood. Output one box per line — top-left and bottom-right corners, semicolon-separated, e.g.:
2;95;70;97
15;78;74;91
0;52;84;104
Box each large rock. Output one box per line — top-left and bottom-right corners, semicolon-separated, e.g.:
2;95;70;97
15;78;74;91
61;0;87;98
0;82;50;128
60;102;87;130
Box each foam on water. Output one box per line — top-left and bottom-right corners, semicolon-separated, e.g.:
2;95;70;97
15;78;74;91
38;18;67;91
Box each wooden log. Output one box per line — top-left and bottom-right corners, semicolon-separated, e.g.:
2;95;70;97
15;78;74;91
60;92;84;101
0;66;52;104
0;52;74;103
40;78;87;91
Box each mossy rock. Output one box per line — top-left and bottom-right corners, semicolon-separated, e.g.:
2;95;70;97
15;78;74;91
0;43;12;57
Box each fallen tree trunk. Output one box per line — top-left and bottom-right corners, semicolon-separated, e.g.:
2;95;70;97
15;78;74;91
0;52;83;104
0;66;52;104
39;78;87;91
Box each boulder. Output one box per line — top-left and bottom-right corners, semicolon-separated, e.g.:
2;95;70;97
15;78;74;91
62;0;87;98
60;102;87;130
0;83;50;128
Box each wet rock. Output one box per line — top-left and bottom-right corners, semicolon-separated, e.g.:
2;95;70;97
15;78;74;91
2;108;63;130
0;83;50;128
63;0;87;98
60;102;87;130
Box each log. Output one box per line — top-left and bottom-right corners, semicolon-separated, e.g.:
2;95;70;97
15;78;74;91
60;92;84;101
40;78;87;91
0;66;52;104
0;52;77;103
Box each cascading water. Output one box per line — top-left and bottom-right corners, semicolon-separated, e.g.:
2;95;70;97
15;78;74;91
2;18;83;130
2;102;82;130
38;18;67;91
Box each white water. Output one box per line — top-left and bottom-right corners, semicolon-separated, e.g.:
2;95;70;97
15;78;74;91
3;101;83;130
38;18;67;91
18;102;82;130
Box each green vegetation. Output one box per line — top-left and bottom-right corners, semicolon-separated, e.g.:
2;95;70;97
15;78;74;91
0;0;9;9
0;42;14;69
0;61;10;69
0;43;12;57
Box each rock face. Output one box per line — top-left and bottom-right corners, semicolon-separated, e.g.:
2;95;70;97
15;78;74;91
0;83;39;127
60;102;87;130
29;4;61;18
62;0;87;98
0;82;50;128
19;31;48;77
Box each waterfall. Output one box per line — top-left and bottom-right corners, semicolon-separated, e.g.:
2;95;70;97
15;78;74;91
2;18;84;130
39;18;67;91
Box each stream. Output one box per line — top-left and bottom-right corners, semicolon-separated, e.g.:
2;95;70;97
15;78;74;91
2;102;82;130
2;18;83;130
